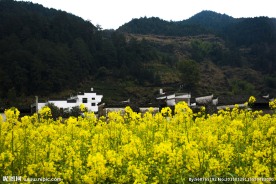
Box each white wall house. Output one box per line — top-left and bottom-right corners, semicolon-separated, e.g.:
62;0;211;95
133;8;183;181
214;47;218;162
36;89;103;113
195;94;214;104
157;92;191;106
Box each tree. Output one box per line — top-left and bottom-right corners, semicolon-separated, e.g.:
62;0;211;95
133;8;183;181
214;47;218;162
177;59;200;89
190;40;212;62
230;80;256;95
70;106;82;117
47;103;61;120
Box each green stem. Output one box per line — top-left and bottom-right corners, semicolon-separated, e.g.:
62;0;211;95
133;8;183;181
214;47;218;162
23;125;27;175
11;120;14;176
72;157;75;183
271;135;274;177
0;119;2;153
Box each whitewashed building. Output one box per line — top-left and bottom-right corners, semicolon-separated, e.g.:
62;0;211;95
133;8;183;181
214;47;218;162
35;88;103;113
195;94;214;105
156;90;191;106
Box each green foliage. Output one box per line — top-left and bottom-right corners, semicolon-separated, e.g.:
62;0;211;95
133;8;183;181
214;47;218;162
119;11;276;73
184;10;235;32
230;80;256;95
6;87;17;107
265;74;276;89
190;40;213;62
0;0;160;102
96;67;109;79
69;106;83;117
0;1;275;107
47;103;82;119
0;0;99;97
177;60;200;89
47;103;61;120
118;16;209;36
226;17;276;46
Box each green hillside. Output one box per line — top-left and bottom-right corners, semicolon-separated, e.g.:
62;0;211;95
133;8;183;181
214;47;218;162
0;0;275;108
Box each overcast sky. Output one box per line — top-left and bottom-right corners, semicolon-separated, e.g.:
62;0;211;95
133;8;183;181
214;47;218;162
19;0;276;30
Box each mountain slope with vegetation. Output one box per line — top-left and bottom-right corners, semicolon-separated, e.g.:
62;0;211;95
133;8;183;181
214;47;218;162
0;0;275;108
119;11;276;93
0;0;162;107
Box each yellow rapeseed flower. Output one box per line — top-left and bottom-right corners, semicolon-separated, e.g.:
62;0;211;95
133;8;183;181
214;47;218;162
269;98;276;110
0;104;275;182
249;96;256;104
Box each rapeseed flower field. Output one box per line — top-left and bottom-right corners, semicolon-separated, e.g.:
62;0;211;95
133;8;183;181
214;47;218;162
0;98;275;183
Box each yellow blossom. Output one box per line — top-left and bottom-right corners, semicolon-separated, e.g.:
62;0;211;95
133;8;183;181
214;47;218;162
269;98;276;110
249;96;256;104
0;104;275;183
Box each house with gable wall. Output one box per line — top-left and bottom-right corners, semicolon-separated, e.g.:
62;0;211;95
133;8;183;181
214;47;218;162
33;88;103;113
156;89;191;107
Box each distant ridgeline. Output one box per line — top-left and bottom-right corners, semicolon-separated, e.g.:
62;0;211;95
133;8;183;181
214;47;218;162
0;0;276;108
118;10;276;46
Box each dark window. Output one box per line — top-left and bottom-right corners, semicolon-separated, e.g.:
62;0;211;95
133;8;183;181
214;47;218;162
92;97;95;100
82;98;88;103
92;103;96;106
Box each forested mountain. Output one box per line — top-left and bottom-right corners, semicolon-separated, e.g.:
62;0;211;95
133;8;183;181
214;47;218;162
184;10;235;31
117;16;209;36
0;0;98;94
118;11;235;36
0;0;275;108
119;10;276;46
0;0;161;107
119;11;276;89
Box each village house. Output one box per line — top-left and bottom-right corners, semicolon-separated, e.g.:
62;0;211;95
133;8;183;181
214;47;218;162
217;94;273;112
33;88;103;113
156;89;191;107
